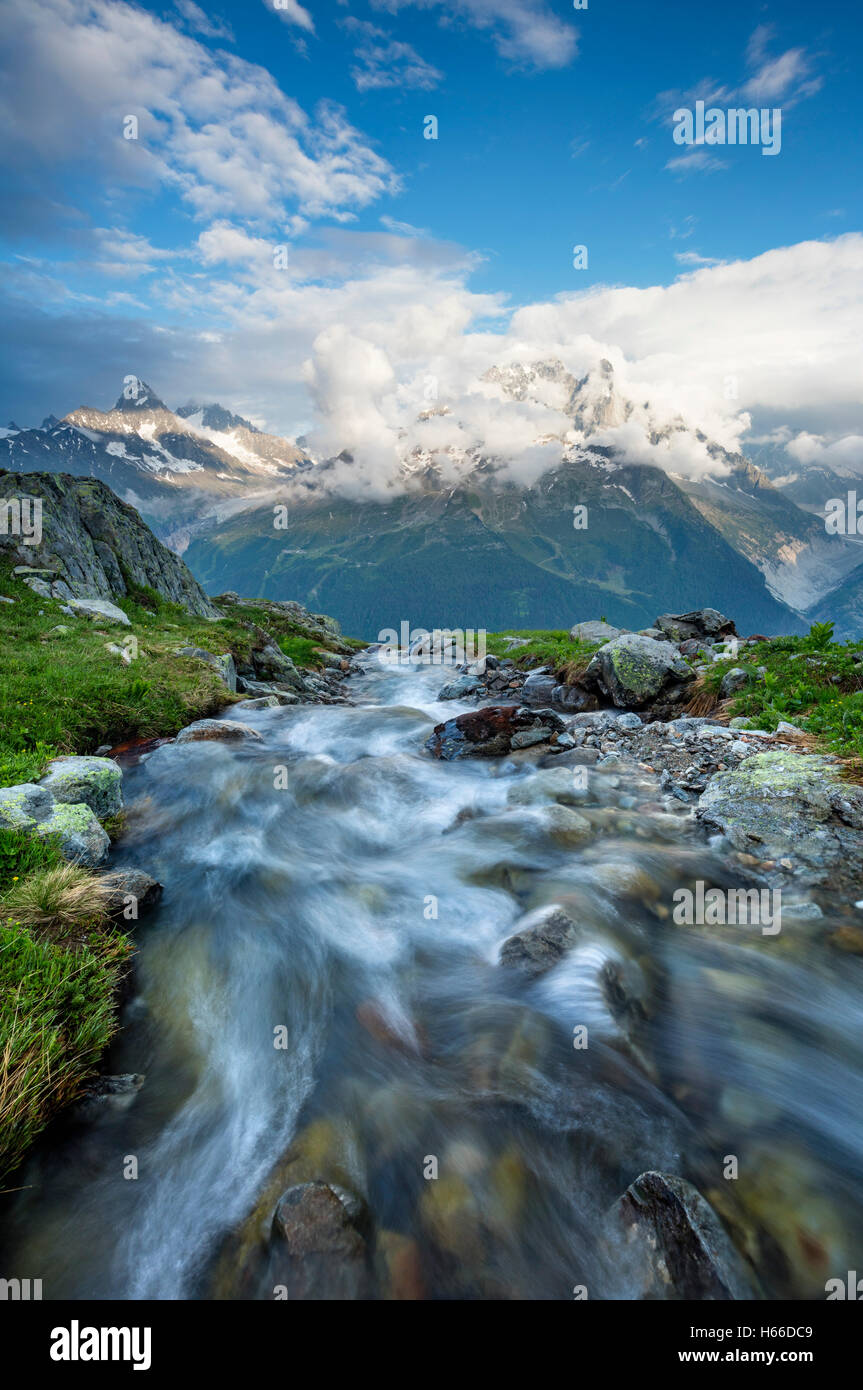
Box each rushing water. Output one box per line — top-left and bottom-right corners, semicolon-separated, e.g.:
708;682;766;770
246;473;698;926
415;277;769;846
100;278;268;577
3;653;863;1299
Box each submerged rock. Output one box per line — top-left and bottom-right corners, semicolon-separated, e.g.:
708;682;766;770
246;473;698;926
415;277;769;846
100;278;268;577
270;1181;370;1299
583;634;694;709
40;755;123;820
614;1170;754;1300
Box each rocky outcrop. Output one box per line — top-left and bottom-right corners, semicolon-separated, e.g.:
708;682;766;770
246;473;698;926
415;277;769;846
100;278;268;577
0;469;219;617
582;633;694;708
176;647;238;693
425;705;566;760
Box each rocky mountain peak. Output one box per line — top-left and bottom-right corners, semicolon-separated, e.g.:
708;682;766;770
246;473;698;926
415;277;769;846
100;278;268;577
113;376;168;413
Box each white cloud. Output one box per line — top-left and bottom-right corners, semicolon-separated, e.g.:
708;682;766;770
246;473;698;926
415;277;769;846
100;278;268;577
174;0;234;42
370;0;578;70
0;0;395;224
263;0;314;34
786;433;863;474
344;18;442;92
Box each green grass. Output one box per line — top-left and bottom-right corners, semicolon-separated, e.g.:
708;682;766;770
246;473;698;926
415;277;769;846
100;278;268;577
0;565;357;785
0;918;131;1184
700;624;863;757
0;828;64;896
487;629;598;681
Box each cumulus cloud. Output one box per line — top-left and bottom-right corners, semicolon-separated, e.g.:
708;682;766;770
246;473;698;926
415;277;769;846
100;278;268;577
786;433;863;474
0;0;395;224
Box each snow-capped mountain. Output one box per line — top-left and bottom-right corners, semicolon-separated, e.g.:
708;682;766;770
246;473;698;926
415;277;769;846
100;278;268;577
3;366;861;637
0;376;309;551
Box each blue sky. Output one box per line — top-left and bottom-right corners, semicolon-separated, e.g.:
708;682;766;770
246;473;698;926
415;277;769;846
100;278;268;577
0;0;861;469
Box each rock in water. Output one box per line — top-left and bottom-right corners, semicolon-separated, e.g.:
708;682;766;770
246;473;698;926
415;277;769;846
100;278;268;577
425;705;565;760
614;1171;753;1300
175;718;263;743
40;755;123;820
270;1181;370;1299
499;905;581;975
583;634;694;708
100;868;163;918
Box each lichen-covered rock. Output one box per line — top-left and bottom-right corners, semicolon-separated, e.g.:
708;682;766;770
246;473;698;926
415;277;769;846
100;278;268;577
36;801;111;866
176;647;237;692
613;1171;754;1300
249;639;307;690
697;751;863;887
583;633;694;708
0;782;55;829
66;598;131;626
40;755;123;820
175;718;263;743
498;905;581;975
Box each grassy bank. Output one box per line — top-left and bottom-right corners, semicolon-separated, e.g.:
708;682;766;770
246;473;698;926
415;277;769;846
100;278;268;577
0;564;361;786
0;830;132;1184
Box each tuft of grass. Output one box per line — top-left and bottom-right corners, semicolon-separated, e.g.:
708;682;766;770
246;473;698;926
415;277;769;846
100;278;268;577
0;921;131;1183
3;863;113;940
